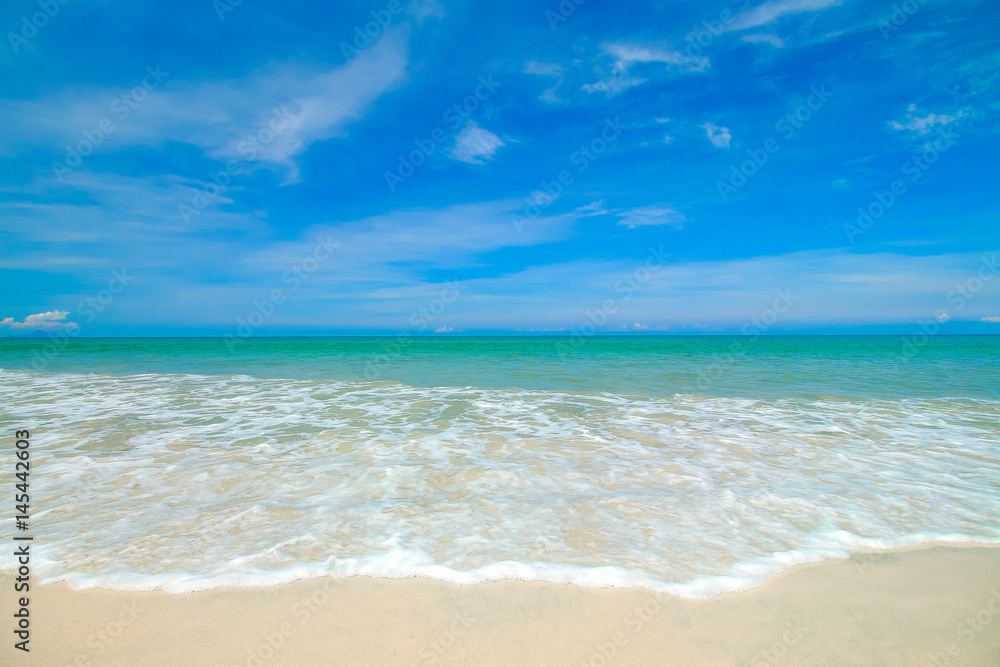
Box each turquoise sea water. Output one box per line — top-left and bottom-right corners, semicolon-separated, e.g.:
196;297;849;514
1;335;998;595
2;334;998;398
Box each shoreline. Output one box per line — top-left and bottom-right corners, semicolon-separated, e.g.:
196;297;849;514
4;543;999;665
19;535;1000;596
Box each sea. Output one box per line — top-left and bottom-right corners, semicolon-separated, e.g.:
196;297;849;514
1;335;998;597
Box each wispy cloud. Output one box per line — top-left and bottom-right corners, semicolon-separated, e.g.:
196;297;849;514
604;43;710;71
569;201;686;229
524;61;566;104
0;31;410;181
438;250;997;330
742;33;786;47
242;31;410;179
581;75;646;96
583;42;708;96
727;0;842;32
889;104;967;135
616;205;686;229
575;200;608;216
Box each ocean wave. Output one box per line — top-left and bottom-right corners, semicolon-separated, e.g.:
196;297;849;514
2;370;999;596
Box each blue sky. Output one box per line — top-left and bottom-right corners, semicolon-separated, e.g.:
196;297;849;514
1;0;998;336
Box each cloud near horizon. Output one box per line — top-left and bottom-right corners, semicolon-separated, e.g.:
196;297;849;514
1;311;78;332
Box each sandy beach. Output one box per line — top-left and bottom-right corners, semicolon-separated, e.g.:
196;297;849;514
2;543;998;666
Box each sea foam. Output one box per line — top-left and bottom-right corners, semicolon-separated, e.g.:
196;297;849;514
1;370;998;597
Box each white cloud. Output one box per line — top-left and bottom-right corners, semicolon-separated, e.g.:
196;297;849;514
604;43;710;71
982;316;1000;323
564;201;685;229
575;200;608;216
728;0;842;32
448;121;505;164
245;33;410;179
616;205;686;229
742;33;786;47
1;311;78;332
889;104;967;135
583;42;708;96
701;122;732;148
581;74;646;96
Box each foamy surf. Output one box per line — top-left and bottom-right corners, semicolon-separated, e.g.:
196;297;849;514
2;369;999;597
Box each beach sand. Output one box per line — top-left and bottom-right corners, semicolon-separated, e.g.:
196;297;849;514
3;544;999;666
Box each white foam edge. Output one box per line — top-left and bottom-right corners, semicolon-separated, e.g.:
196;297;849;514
3;532;997;597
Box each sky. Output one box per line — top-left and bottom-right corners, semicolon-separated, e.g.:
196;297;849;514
1;0;998;336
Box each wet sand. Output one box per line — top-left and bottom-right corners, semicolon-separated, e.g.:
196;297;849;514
3;544;999;666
